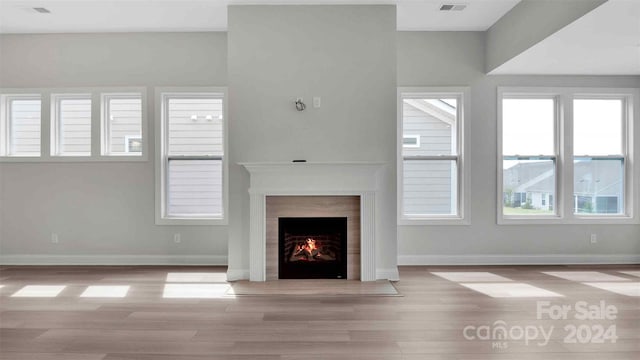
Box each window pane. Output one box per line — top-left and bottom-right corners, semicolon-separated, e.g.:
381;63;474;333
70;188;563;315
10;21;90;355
402;98;457;156
403;160;457;216
168;159;222;217
574;99;622;156
503;98;555;155
167;98;223;156
503;159;555;216
574;158;623;215
9;98;41;156
106;96;142;154
57;98;91;155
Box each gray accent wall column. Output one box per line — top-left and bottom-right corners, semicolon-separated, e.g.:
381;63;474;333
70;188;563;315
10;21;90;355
485;0;608;73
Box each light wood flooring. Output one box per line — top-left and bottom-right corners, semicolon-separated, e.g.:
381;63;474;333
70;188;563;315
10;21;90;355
1;265;639;359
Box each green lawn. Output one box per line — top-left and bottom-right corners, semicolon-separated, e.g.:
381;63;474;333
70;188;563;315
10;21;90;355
503;207;554;215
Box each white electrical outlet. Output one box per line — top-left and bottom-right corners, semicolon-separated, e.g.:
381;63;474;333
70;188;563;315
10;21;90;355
590;233;597;244
51;233;59;244
174;233;181;243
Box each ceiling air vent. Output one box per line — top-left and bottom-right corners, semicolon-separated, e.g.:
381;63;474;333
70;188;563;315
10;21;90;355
33;7;51;14
440;4;467;11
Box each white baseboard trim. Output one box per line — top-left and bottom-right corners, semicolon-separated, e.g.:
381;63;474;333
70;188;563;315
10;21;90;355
226;268;250;281
398;254;640;266
377;268;400;281
0;255;228;266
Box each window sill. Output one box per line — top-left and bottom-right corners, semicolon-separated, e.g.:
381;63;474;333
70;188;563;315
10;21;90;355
398;216;470;226
498;215;638;225
0;155;149;163
155;217;228;226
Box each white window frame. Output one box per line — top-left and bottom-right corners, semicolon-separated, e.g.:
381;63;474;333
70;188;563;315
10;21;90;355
497;87;638;225
101;93;145;157
0;87;148;162
0;93;42;157
397;87;470;225
154;87;228;226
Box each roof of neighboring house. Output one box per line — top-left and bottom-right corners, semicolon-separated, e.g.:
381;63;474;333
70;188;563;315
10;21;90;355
504;160;622;196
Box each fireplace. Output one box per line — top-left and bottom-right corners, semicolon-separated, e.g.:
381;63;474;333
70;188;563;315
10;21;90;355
279;217;347;279
239;162;390;282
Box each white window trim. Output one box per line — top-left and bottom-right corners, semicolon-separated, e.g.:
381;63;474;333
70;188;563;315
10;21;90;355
497;87;639;225
0;87;148;162
397;87;471;226
154;87;229;226
0;93;42;157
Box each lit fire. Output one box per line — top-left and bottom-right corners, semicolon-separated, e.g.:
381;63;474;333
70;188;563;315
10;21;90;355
290;238;336;262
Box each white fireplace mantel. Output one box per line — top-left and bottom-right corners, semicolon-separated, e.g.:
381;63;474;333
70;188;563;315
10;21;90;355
240;161;385;281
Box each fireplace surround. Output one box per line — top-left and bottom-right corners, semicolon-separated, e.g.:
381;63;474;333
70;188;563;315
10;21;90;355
240;162;384;281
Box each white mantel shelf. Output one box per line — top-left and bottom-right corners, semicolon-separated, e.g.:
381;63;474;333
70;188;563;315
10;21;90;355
240;161;386;282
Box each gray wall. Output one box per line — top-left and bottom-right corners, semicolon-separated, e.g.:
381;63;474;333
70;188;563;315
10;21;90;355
0;33;228;263
226;5;398;277
1;25;637;267
398;31;640;264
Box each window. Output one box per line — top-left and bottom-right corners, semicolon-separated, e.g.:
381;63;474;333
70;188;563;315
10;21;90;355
398;88;469;224
498;87;637;224
0;94;41;157
402;135;420;148
156;88;227;224
573;99;625;215
501;97;557;217
51;94;92;156
102;94;143;156
1;87;146;162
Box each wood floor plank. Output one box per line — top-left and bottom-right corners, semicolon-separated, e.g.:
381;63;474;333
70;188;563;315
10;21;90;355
1;265;638;359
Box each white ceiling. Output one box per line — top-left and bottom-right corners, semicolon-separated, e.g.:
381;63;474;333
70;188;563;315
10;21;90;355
2;0;637;75
0;0;521;33
492;0;640;75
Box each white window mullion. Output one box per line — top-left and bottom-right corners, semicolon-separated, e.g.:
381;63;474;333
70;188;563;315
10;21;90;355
561;91;574;220
91;92;101;157
40;92;51;160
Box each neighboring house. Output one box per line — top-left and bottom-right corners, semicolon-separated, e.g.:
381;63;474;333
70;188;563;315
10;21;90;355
503;160;624;214
402;99;456;215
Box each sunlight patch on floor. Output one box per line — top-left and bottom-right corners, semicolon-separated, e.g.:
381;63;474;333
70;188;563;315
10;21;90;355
11;285;66;297
460;283;564;298
431;272;513;282
582;282;640;297
166;273;228;283
543;271;629;282
80;285;130;298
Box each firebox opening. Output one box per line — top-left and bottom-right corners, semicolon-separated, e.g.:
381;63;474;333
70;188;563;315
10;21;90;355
278;217;347;279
